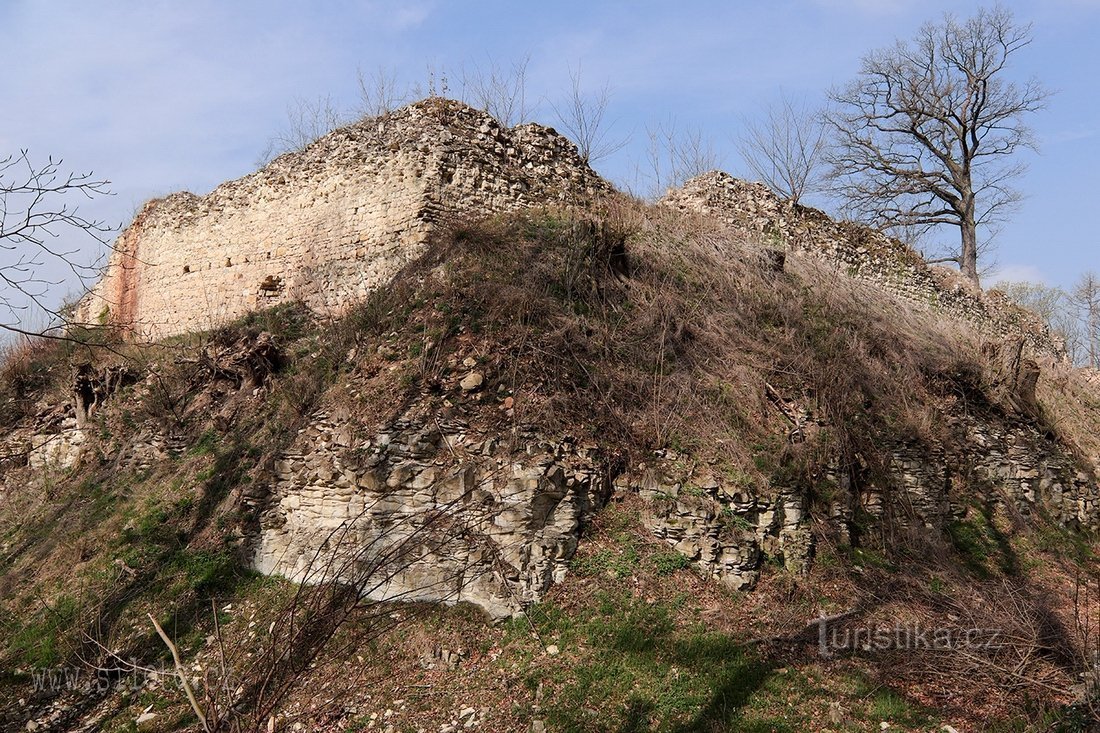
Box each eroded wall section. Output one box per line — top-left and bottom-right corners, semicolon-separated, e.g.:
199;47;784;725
78;100;604;338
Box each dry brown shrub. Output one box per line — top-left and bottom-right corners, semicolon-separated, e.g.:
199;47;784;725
0;336;73;426
336;197;1003;508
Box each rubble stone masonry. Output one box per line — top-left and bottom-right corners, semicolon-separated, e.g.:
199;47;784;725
76;98;606;338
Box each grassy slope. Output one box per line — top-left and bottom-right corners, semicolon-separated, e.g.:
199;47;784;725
0;201;1099;731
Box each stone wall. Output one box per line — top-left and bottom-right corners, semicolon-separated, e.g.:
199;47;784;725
661;172;1064;360
251;409;610;618
76;99;606;339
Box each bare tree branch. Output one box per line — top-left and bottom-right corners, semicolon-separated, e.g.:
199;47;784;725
550;65;627;165
737;92;827;204
355;65;409;119
256;95;348;166
462;54;532;127
640;118;722;199
0;150;115;336
1071;272;1100;369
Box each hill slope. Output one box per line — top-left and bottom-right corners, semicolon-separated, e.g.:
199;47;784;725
2;102;1100;732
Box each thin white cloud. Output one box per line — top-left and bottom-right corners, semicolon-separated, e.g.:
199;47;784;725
989;264;1049;286
811;0;909;16
387;1;435;30
1044;128;1099;145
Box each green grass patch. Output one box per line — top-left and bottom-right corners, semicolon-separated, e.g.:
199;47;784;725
172;550;242;596
2;594;79;668
569;546;640;579
522;591;780;732
652;550;691;576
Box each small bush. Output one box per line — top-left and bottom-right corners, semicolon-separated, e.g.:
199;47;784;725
174;550;241;595
652;550;691;576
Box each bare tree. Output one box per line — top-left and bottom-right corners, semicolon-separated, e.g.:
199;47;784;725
640;118;722;199
1072;272;1100;369
737;92;827;204
257;95;348;166
825;5;1050;285
550;65;627;165
356;66;408;119
410;63;453;100
0;150;114;337
995;279;1082;361
462;54;532;127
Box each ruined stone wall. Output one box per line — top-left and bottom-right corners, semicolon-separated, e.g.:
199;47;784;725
77;99;606;339
662;172;1064;360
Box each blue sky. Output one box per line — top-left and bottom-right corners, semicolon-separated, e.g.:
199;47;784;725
2;0;1098;330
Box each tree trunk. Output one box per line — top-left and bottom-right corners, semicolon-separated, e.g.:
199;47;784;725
1087;275;1099;368
959;200;980;286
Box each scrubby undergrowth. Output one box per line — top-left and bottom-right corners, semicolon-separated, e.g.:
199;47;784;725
1;200;1099;731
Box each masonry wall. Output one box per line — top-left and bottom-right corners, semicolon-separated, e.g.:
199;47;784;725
77;99;606;339
662;172;1066;360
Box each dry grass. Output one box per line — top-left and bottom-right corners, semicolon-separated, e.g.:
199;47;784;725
348;198;996;506
0;335;73;426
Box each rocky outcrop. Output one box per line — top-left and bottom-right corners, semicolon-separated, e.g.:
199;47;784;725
662;172;1064;360
77;98;608;339
620;454;810;590
9;388;1091;610
0;404;85;483
615;401;1097;593
250;410;611;617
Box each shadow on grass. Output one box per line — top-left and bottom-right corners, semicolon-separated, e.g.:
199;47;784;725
528;591;790;733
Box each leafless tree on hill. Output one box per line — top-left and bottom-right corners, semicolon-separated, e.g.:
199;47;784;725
462;54;533;127
256;94;348;166
825;5;1051;286
1072;272;1100;369
638;118;722;200
736;92;827;205
356;65;409;119
995;279;1082;361
0;150;114;339
550;65;627;165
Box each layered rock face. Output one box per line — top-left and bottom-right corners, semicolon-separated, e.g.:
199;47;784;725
662;172;1064;360
250;409;610;618
0;406;85;481
627;457;809;591
624;410;1097;591
76;99;606;339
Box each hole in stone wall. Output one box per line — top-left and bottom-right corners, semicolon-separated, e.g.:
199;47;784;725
259;275;284;295
182;265;191;274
